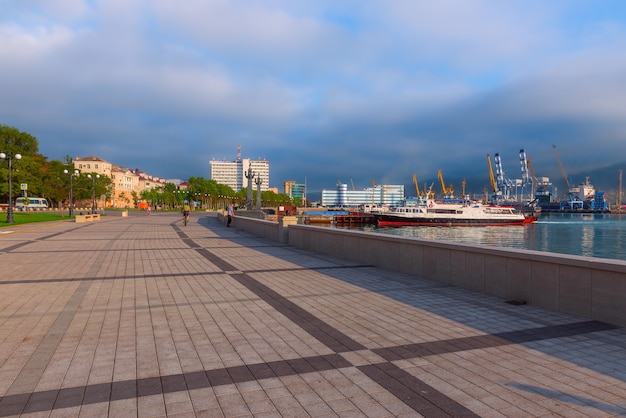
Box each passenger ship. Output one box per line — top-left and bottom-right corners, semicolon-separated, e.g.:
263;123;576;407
373;197;537;227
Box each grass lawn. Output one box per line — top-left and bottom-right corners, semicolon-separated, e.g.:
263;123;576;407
0;212;70;227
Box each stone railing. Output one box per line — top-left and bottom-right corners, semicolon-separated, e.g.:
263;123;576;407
217;211;295;244
214;214;626;327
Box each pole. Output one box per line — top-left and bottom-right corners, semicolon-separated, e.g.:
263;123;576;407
1;152;21;224
65;169;78;217
7;157;14;223
89;174;99;213
69;174;74;217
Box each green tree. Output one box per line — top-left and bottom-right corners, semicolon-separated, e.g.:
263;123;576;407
160;183;180;209
0;125;42;202
69;171;113;209
40;160;71;208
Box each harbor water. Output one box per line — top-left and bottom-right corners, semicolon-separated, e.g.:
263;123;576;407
355;212;626;262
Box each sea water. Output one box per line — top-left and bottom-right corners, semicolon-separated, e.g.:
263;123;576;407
358;212;626;262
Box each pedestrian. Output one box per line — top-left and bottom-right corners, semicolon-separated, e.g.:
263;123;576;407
147;205;151;217
227;204;234;227
182;200;191;225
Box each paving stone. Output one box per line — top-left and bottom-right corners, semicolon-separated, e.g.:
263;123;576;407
0;212;625;417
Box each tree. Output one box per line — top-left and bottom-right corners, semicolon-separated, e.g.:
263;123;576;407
144;186;166;209
40;160;71;208
160;183;179;209
0;125;42;201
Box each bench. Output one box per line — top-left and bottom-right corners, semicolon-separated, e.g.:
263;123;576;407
75;214;101;223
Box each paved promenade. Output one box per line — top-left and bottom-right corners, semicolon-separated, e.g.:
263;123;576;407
1;212;625;417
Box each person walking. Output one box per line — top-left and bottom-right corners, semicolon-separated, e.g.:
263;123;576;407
182;201;191;225
227;204;234;227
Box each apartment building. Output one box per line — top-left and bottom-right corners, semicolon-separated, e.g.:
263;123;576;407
133;168;167;193
74;156;113;177
74;156;166;208
209;157;270;192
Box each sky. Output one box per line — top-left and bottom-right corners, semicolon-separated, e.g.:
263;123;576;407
2;1;626;194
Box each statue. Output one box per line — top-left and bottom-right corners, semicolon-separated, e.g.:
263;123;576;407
244;163;255;210
255;176;263;210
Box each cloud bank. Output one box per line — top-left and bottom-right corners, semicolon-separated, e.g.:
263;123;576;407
2;0;626;192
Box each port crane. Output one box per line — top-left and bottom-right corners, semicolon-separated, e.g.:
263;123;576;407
494;153;514;200
526;157;538;194
519;149;533;200
437;169;454;198
552;145;571;191
552;145;585;209
412;174;420;197
487;154;498;195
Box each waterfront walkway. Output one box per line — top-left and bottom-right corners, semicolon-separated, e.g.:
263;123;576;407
0;212;625;417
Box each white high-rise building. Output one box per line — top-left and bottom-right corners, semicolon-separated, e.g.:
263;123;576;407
321;183;404;207
210;157;270;192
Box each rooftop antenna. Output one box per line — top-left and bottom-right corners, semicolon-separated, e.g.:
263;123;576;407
237;145;241;161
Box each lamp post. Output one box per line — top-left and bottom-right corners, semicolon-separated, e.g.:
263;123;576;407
87;174;100;214
64;169;79;217
0;151;22;224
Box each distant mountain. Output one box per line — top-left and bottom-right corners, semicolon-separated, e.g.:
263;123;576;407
569;162;625;192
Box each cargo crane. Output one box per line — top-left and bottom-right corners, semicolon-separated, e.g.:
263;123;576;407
437;169;447;197
494;153;514;200
519;149;532;200
487;154;498;200
528;156;556;207
437;169;454;198
552;145;571;192
526;157;538;194
412;174;420;197
618;169;623;210
552;145;584;209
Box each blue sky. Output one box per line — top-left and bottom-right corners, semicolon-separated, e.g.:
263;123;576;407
2;1;626;193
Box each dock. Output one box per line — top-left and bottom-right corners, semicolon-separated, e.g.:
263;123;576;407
303;210;377;226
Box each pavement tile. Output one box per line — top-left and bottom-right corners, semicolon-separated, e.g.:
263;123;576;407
1;213;625;417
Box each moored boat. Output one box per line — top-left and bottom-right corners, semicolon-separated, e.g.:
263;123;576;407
374;197;537;227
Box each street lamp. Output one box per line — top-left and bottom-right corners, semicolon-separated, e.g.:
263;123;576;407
64;169;79;217
0;151;22;224
87;174;100;214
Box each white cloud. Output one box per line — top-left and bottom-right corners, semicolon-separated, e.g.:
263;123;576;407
2;1;626;190
151;0;324;52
